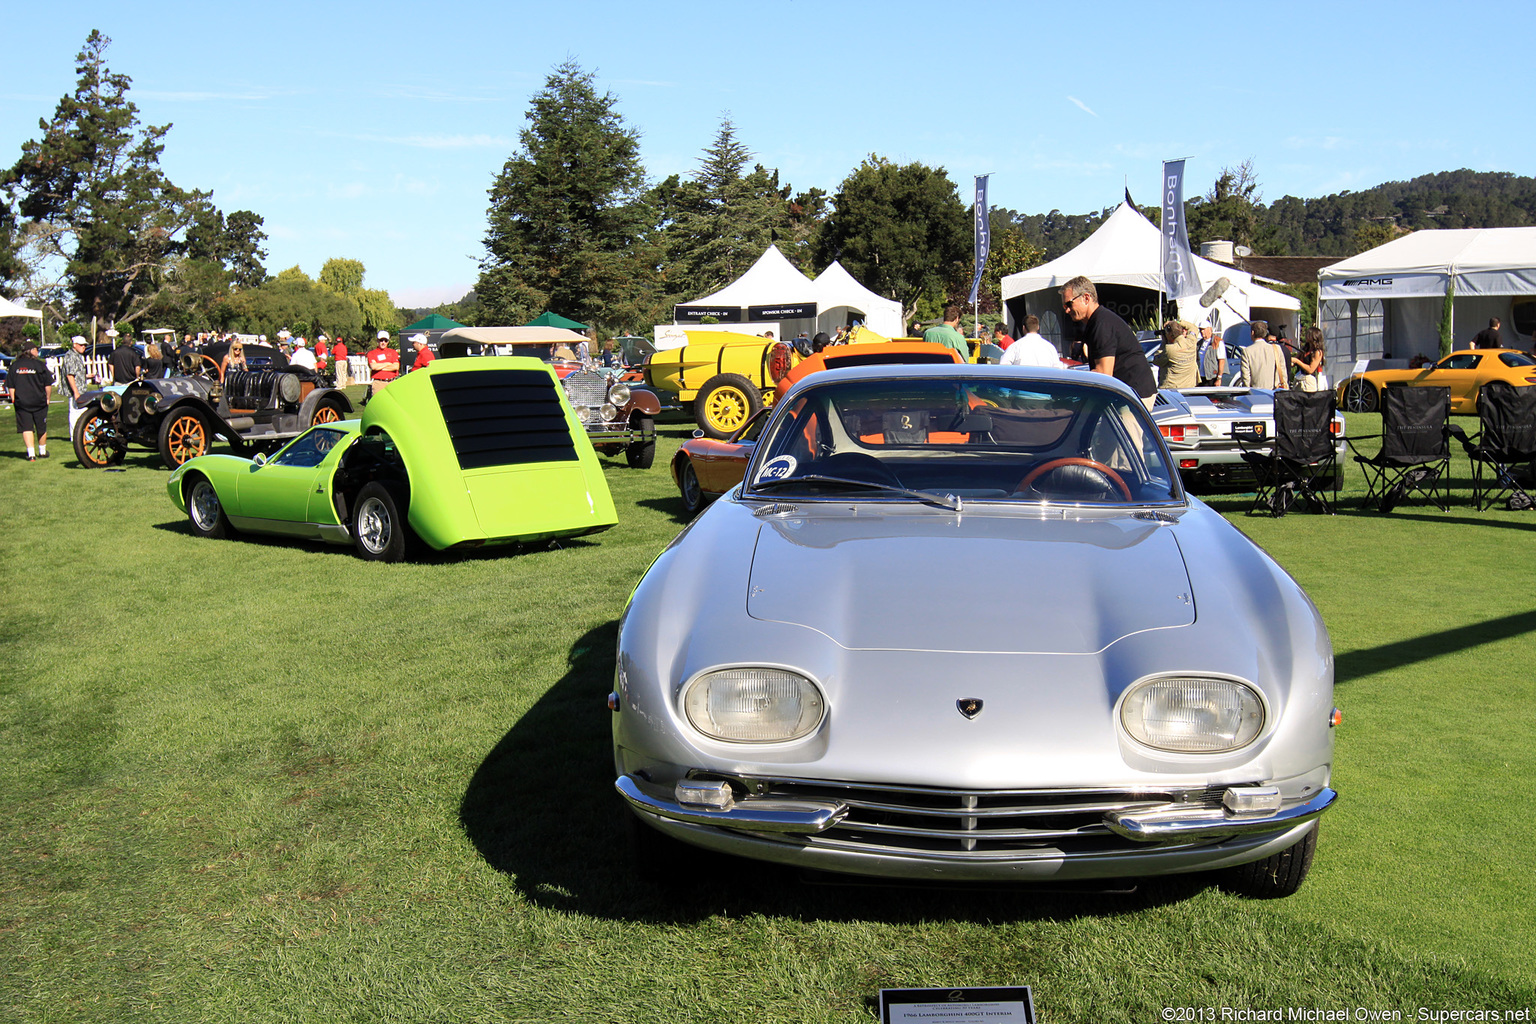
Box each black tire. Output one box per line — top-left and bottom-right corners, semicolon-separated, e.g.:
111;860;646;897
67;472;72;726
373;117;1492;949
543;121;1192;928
351;481;412;562
1342;378;1378;413
309;394;349;426
677;458;708;517
694;373;763;439
626;414;656;468
185;474;234;540
158;408;212;468
73;410;120;469
1217;823;1318;899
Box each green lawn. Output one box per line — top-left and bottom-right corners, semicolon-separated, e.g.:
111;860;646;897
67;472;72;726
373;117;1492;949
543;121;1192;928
2;398;1533;1022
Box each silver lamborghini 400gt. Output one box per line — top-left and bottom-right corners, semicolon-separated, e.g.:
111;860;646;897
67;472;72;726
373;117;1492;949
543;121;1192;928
613;364;1337;897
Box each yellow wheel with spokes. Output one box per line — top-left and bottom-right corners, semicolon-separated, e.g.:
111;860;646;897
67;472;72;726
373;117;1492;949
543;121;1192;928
695;373;763;439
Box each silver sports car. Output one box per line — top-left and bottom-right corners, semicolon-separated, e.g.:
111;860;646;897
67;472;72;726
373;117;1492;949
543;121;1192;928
613;365;1337;897
1151;387;1346;492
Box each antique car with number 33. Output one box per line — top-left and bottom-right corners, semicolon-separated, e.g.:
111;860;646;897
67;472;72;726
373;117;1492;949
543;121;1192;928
615;364;1337;896
74;343;352;469
166;356;617;561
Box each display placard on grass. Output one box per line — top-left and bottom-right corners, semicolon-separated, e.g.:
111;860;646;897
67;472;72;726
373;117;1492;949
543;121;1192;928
879;986;1035;1024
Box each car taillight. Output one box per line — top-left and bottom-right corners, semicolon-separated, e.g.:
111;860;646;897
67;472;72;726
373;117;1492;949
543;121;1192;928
1160;424;1194;443
767;342;792;383
1330;420;1342;435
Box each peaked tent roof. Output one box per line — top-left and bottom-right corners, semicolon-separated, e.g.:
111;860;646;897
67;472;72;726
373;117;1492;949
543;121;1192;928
403;313;465;331
812;260;903;336
1319;227;1536;299
1001;203;1297;311
0;296;42;318
691;245;818;308
525;311;589;330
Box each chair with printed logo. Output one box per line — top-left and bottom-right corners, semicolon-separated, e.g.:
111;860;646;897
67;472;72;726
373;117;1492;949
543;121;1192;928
1235;390;1340;516
1346;385;1451;513
1448;380;1536;510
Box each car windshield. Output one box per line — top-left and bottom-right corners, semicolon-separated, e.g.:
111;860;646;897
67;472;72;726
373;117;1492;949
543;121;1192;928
744;376;1180;506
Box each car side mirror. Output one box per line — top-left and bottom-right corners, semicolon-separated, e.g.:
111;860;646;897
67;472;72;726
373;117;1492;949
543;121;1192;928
252;452;267;467
692;429;705;439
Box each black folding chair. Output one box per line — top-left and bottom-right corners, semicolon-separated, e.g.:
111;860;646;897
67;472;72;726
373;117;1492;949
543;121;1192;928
1236;390;1340;516
1448;380;1536;510
1347;386;1451;513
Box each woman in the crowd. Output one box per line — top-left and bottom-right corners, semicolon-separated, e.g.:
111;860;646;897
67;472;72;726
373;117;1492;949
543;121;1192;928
1291;326;1326;392
220;340;247;379
143;342;165;378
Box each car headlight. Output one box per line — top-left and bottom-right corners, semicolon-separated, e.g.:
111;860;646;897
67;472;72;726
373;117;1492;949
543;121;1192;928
99;391;121;413
609;383;631;406
682;668;825;742
600;401;620;422
1120;676;1264;753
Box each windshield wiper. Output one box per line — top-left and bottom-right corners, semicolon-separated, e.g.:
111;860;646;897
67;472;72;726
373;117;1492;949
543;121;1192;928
750;473;962;511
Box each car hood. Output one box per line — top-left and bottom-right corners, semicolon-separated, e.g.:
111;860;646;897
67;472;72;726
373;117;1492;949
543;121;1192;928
745;509;1195;654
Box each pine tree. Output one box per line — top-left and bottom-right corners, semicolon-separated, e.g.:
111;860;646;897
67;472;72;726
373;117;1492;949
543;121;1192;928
2;31;215;326
477;60;652;329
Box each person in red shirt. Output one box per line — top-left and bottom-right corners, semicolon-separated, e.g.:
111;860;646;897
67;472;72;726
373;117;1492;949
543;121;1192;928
331;336;350;387
365;331;399;402
314;334;330;373
409;333;435;372
992;324;1014;351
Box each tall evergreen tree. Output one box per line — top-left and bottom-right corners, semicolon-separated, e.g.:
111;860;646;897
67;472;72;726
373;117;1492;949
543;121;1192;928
2;31;217;326
477;60;652;328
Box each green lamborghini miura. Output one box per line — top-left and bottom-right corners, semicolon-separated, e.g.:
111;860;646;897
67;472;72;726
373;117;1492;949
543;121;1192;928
166;356;618;561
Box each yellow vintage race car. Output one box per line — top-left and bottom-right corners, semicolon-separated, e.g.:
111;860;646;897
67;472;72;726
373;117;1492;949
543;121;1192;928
643;330;796;437
1337;348;1536;414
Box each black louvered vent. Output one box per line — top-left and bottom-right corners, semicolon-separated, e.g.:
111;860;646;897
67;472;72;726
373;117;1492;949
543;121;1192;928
431;369;578;470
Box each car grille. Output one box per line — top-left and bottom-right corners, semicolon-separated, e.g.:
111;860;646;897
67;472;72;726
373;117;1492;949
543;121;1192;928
747;778;1214;858
562;369;610;408
431;368;578;470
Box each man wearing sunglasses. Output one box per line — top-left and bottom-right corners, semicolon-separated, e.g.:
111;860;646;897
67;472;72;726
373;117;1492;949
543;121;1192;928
1060;276;1157;410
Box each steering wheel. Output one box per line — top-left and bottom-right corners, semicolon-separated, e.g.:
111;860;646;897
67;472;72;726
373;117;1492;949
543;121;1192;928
1014;457;1132;501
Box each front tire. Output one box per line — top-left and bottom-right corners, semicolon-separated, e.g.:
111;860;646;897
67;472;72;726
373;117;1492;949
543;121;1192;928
677;458;707;517
186;475;234;540
1342;378;1378;413
73;410;120;468
1217;823;1318;899
694;373;763;439
158;408;211;468
626;414;656;468
352;481;412;562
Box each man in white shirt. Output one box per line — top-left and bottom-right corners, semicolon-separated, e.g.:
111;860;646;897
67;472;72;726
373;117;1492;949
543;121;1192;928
289;335;317;370
999;315;1063;368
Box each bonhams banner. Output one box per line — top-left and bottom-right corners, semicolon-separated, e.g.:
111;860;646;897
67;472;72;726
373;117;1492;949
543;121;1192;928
1160;160;1200;302
967;174;991;305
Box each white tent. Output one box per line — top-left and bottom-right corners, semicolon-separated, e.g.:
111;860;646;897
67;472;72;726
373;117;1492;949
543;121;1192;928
1318;227;1536;376
0;296;42;319
811;260;902;338
660;246;904;348
1000;202;1299;354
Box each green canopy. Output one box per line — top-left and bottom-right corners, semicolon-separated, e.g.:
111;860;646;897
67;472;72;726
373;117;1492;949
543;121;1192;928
524;311;588;330
403;313;465;331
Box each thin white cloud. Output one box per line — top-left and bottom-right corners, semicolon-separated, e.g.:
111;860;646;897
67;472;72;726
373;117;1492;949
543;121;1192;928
138;89;279;102
374;85;505;103
1067;96;1098;117
608;78;678;88
1283;135;1351;151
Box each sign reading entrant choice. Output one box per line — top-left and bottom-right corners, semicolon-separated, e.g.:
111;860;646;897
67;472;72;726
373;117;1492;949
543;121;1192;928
879;987;1036;1024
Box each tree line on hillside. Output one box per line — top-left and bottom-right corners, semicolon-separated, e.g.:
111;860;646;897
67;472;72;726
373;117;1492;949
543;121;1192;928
6;38;1533;352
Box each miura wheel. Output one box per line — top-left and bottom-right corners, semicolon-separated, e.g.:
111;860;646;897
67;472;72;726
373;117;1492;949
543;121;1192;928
695;373;763;439
186;476;234;540
1342;378;1378;413
158;409;211;468
352;481;412;562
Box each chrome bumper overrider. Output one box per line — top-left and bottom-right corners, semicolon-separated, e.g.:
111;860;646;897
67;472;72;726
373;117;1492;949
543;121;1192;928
615;775;846;832
1102;787;1336;841
617;774;1335;844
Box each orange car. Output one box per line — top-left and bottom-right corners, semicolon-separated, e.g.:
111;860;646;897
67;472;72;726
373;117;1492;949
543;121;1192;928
1338;348;1536;414
673;342;963;516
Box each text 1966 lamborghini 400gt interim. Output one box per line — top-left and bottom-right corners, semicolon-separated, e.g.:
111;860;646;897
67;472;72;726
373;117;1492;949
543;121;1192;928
614;364;1338;896
167;356;617;560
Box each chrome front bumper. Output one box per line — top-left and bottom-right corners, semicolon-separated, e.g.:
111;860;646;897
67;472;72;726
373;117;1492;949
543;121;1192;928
616;774;1335;844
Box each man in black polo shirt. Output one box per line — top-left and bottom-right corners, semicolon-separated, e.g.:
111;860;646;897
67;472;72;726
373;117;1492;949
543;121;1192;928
107;328;142;383
1471;317;1503;349
1061;275;1157;408
7;337;55;461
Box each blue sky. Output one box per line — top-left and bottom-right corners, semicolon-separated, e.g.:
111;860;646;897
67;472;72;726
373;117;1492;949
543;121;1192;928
3;1;1529;309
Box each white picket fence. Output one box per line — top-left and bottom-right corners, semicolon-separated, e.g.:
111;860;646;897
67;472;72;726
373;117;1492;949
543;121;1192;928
37;353;374;387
